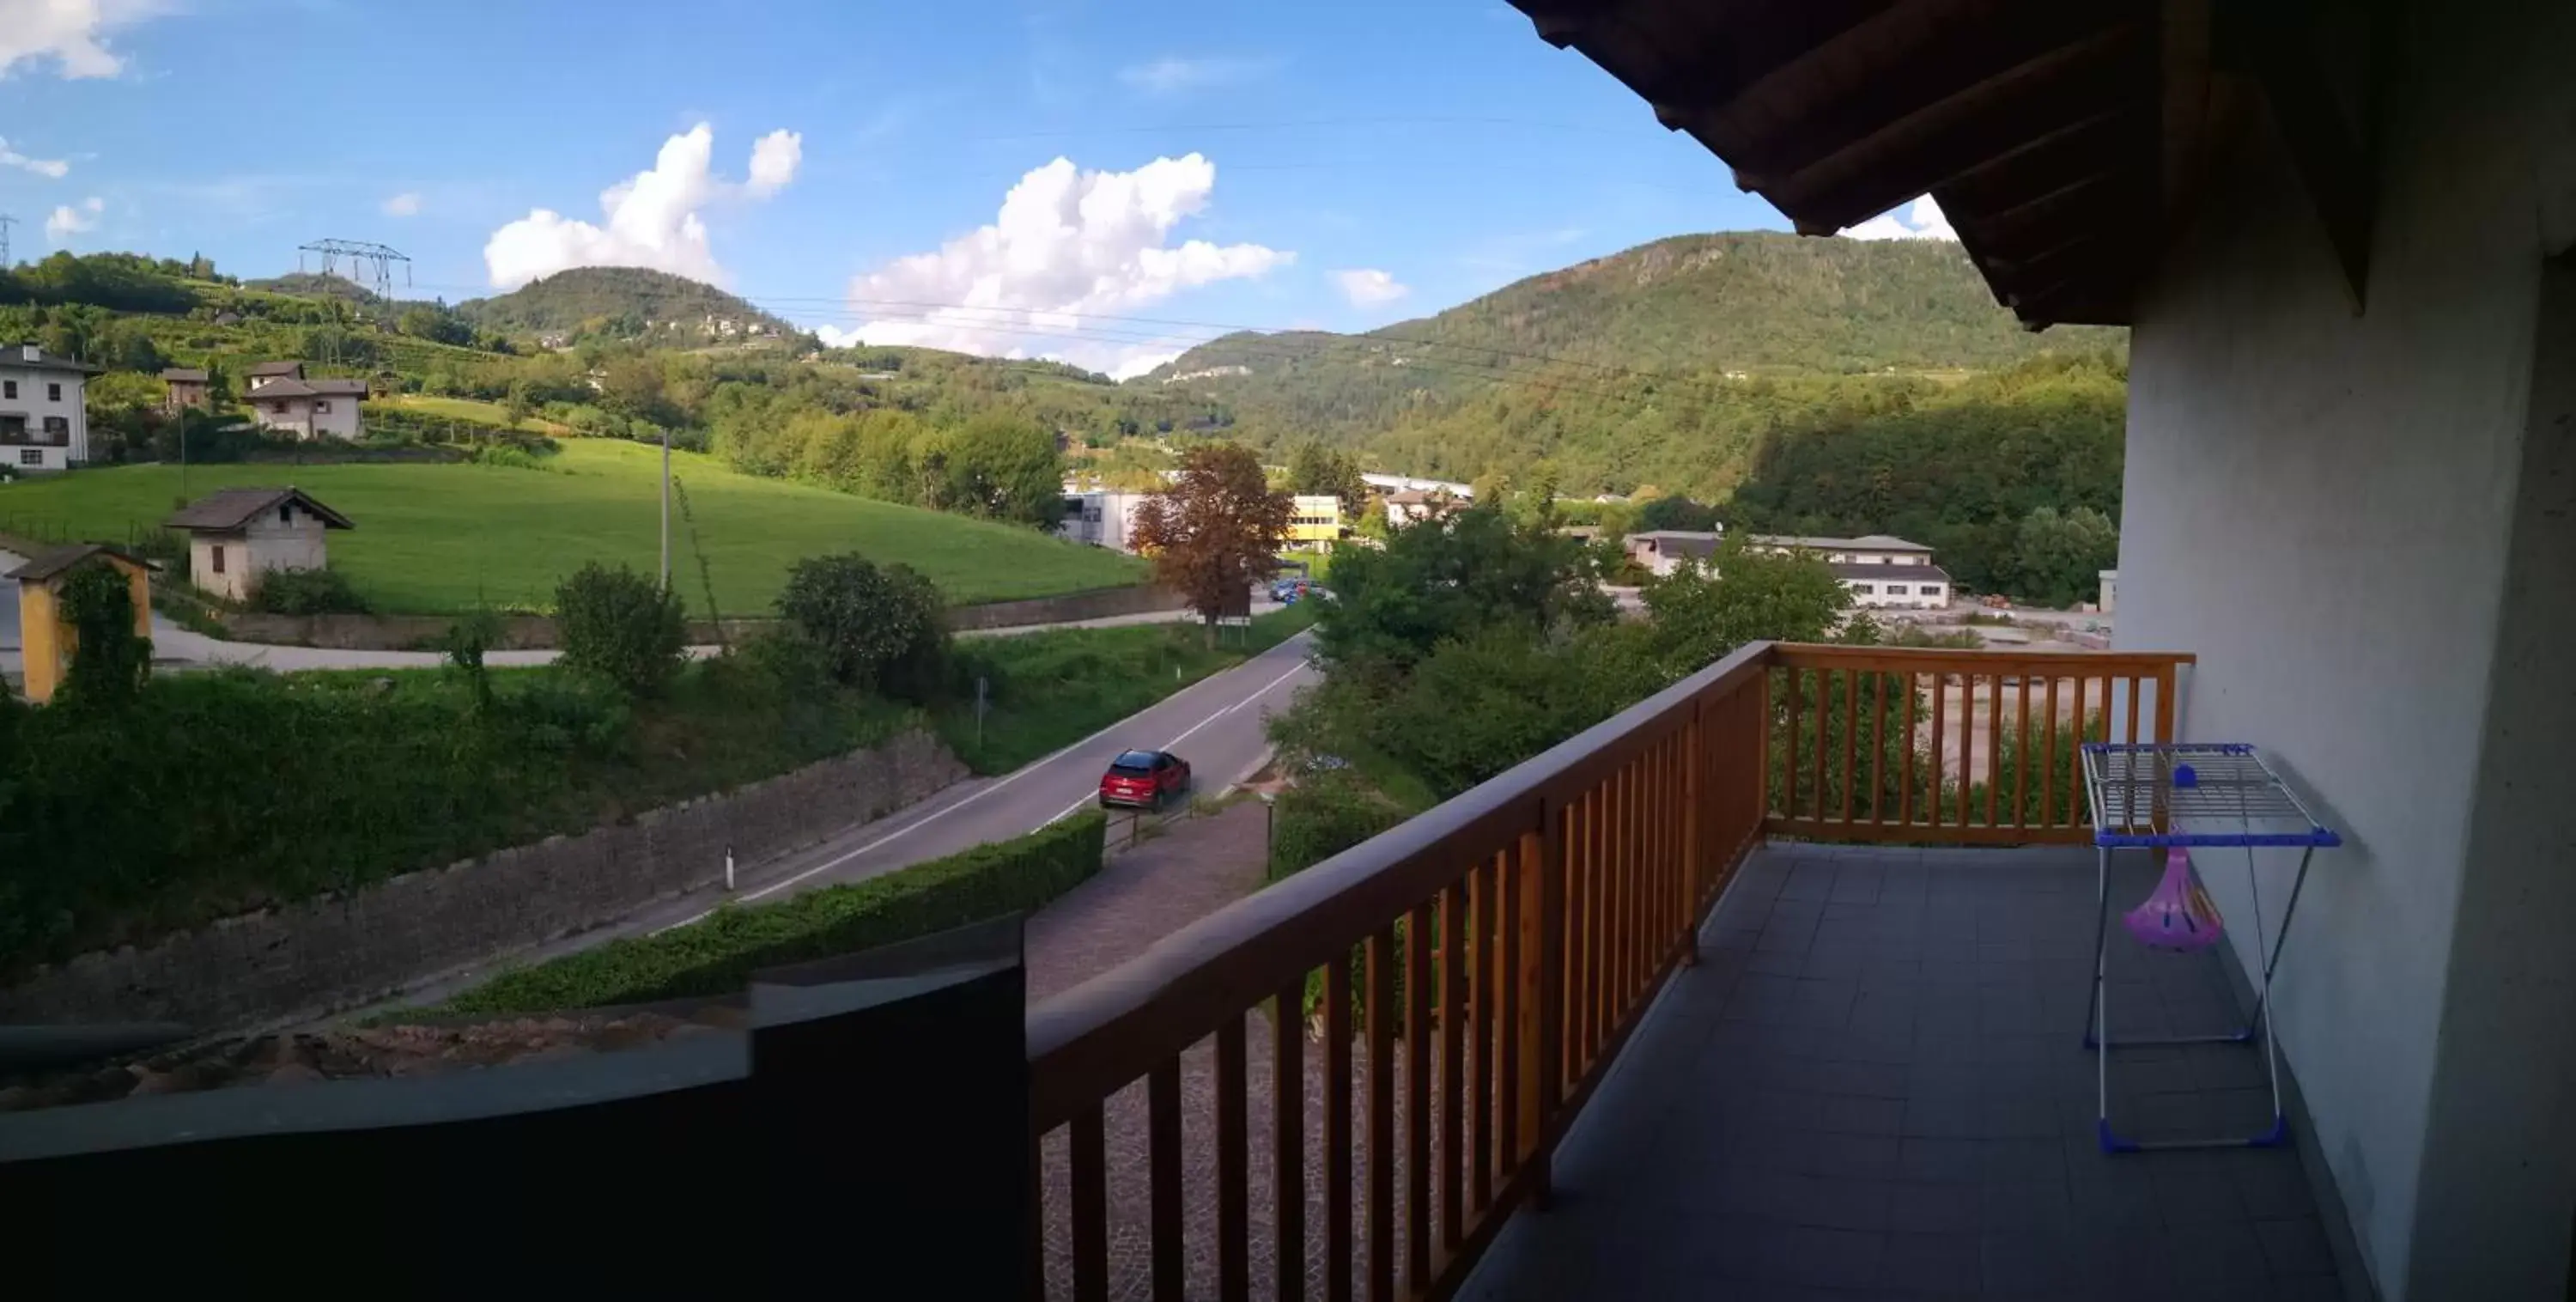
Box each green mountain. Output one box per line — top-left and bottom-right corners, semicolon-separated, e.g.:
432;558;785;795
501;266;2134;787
243;271;383;305
453;266;797;341
1138;232;2124;499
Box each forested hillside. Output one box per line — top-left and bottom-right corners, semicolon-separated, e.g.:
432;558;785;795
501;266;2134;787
453;266;798;341
1138;232;2124;499
1727;354;2127;602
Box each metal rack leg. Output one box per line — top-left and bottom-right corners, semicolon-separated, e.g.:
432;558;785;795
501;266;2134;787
2236;846;2318;1040
2093;844;2118;1149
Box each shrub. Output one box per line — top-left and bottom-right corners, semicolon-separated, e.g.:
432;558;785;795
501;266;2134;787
54;563;150;710
435;813;1109;1015
1267;768;1404;884
556;562;686;697
775;551;951;703
248;566;370;615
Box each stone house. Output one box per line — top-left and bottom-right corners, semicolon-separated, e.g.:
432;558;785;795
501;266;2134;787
164;487;355;603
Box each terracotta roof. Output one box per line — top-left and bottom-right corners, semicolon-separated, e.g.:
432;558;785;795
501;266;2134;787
164;487;355;532
4;543;159;583
246;378;368;399
161;368;210;383
1507;0;2172;326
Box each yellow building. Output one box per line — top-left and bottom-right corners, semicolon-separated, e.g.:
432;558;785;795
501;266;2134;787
1287;494;1346;548
8;545;156;704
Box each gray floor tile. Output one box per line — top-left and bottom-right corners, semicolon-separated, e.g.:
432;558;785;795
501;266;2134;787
1456;843;2351;1302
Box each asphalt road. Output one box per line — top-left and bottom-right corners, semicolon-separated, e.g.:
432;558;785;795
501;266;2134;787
379;628;1320;1013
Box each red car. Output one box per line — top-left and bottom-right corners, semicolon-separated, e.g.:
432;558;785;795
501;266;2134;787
1098;749;1192;809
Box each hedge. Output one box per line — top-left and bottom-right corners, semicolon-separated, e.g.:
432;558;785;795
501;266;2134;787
433;812;1109;1016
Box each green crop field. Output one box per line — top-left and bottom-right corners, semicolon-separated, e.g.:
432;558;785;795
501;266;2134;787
0;440;1145;615
382;393;570;435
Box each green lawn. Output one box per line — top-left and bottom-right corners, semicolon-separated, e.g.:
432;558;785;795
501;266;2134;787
0;440;1145;616
384;393;570;435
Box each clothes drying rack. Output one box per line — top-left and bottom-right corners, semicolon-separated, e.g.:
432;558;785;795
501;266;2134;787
2081;742;2341;1153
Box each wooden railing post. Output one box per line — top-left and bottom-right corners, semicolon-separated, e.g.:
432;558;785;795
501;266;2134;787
1683;700;1706;958
1516;796;1564;1210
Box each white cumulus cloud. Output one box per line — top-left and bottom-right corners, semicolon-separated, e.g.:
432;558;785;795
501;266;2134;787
381;191;422;217
0;135;69;178
45;195;103;241
0;0;165;79
1330;268;1410;308
1840;195;1959;242
840;153;1291;376
482;122;802;289
746;129;800;198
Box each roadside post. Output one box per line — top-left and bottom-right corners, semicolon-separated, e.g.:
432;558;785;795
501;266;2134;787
975;675;988;749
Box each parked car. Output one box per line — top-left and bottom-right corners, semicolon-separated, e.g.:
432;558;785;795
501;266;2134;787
1269;576;1309;603
1098;748;1193;809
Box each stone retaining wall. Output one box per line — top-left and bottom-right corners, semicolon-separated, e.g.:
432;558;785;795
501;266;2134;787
210;584;1182;649
0;731;969;1031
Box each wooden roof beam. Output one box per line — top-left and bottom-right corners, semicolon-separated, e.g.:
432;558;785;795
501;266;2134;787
1744;22;2146;228
1718;1;2148;185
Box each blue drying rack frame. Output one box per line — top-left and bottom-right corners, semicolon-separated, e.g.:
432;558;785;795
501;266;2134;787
2079;742;2342;1153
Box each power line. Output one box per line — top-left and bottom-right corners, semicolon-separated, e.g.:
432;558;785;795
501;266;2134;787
298;239;413;298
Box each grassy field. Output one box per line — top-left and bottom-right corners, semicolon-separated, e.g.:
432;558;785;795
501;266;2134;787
383;393;570;435
0;440;1145;615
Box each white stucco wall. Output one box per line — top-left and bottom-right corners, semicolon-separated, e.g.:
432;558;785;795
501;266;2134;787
2117;4;2573;1295
189;533;252;602
0;362;88;471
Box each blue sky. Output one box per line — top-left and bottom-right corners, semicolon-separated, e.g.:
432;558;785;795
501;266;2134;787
0;0;1951;374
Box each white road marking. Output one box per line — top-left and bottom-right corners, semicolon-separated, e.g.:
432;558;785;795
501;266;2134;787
657;635;1315;930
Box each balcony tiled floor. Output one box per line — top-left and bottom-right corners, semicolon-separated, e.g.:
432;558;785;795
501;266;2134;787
1464;843;2357;1301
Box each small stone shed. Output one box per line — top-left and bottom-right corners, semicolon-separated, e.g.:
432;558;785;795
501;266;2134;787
164;487;354;603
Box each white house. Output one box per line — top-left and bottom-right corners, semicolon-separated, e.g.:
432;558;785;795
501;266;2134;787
1055;490;1153;552
1359;472;1473;498
1622;529;1722;576
244;362;368;441
1747;533;1950;608
163;486;354;602
1381;489;1463;527
0;343;97;473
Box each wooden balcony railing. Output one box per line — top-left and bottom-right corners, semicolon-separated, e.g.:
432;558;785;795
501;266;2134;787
1020;642;2190;1300
1764;646;2191;844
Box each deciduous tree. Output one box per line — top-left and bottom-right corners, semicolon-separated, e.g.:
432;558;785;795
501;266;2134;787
1130;444;1292;647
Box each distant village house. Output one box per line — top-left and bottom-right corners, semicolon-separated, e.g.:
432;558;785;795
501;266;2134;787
1749;533;1952;610
245;361;368;441
164;487;354;603
0;343;98;473
1625;529;1722;576
161;368;212;414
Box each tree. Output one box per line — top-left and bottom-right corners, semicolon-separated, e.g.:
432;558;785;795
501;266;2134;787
1289;441;1367;515
2010;505;2119;607
555;563;686;697
775;552;951;702
398;305;473;346
1635;494;1720;533
940;412;1064;528
1315;501;1609;670
1130;444;1293;647
1639;536;1850;675
502;379;536;429
597;356;671;425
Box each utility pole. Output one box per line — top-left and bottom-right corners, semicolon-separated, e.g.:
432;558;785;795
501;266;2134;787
659;425;671;590
0;214;15;268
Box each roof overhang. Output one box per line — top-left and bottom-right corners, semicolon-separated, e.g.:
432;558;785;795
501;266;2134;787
1509;0;2237;328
